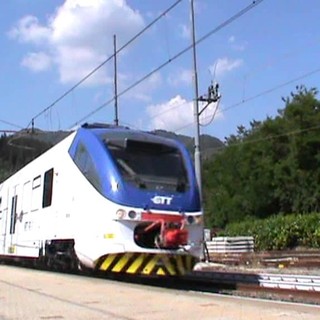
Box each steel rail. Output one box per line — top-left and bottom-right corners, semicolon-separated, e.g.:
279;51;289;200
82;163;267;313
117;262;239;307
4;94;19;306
192;270;320;292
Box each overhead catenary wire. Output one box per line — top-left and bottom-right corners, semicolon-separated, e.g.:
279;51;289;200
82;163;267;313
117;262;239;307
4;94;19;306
200;122;320;156
4;2;318;163
27;0;184;129
242;38;320;81
121;113;320;145
223;67;320;114
199;100;221;127
165;110;320;157
239;39;320;102
117;67;320;135
0;119;24;129
144;37;320;124
122;115;320;156
69;0;265;129
172;66;320;134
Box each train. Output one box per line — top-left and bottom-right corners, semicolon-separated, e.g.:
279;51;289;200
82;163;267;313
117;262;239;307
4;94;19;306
0;123;203;276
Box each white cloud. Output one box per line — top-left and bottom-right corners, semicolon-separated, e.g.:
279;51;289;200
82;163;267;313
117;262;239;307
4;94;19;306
122;72;163;102
146;95;222;132
228;35;246;51
168;68;193;87
8;15;50;45
228;35;235;43
210;57;243;77
147;95;192;131
179;24;190;39
233;44;246;51
21;51;52;72
9;0;145;85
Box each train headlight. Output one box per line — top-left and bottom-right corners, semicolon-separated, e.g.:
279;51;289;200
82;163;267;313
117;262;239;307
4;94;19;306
185;214;203;225
116;209;126;219
115;209;141;221
186;215;195;224
128;210;141;220
128;210;137;219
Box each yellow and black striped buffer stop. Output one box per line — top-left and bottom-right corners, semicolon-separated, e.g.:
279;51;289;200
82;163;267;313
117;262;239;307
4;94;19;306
96;253;197;276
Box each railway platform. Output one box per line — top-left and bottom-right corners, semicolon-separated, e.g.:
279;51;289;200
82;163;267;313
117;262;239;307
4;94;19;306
0;265;319;320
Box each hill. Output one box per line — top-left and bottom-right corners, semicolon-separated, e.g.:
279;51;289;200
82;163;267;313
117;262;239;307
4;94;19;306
152;129;224;160
0;126;224;182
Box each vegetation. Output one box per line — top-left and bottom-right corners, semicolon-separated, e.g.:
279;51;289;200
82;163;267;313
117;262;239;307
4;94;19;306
0;132;52;182
203;86;320;229
220;213;320;250
201;85;320;250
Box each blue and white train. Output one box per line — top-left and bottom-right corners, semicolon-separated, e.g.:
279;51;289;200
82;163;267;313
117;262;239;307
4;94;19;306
0;123;203;276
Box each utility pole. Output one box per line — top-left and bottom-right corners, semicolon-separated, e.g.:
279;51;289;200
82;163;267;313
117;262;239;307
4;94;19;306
191;0;221;263
190;0;221;202
113;34;119;126
190;0;202;201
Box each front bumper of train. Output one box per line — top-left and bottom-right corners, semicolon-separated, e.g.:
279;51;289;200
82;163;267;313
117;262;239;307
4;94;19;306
95;252;198;276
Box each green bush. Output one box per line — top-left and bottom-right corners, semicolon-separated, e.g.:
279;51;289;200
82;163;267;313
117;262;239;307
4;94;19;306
219;213;320;251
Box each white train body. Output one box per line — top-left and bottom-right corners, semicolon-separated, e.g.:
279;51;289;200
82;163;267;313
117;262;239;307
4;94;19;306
0;124;203;276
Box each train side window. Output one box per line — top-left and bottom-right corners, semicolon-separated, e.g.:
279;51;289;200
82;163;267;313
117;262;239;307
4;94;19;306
43;168;54;208
10;195;17;234
73;143;102;193
31;175;41;211
32;176;41;189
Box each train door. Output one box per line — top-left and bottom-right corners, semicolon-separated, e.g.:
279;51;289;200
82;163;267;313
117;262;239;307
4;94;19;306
52;167;74;238
27;175;42;243
41;168;57;239
0;189;9;254
16;180;33;248
0;194;2;252
18;175;43;257
21;180;32;232
0;185;15;255
8;184;20;253
29;167;69;241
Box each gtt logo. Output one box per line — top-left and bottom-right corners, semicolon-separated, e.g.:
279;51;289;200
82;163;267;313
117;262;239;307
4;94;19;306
151;196;173;205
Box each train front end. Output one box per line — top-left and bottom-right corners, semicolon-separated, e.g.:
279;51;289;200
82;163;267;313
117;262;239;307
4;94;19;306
69;125;203;276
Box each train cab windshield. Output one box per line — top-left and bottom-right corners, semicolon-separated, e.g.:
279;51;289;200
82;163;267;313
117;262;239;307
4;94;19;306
105;138;189;192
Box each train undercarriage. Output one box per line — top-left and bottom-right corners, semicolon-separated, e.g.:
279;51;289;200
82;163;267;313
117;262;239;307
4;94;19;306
0;238;198;276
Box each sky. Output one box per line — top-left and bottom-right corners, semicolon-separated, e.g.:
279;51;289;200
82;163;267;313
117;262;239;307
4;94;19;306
1;0;320;141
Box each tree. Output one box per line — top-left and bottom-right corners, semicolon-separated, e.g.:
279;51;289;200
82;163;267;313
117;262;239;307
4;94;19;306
203;86;320;228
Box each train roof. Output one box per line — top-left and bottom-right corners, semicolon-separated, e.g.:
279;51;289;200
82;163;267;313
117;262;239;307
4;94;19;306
81;123;182;148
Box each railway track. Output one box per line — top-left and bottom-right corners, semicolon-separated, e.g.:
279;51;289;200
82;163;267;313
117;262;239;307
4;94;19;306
96;267;320;305
3;259;320;305
208;249;320;269
182;269;320;304
193;270;320;291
